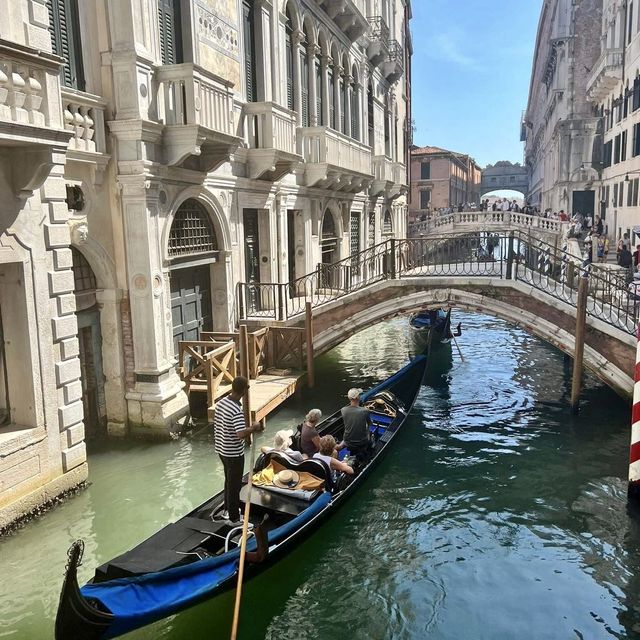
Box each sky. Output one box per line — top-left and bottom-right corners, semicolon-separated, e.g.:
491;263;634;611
410;0;543;169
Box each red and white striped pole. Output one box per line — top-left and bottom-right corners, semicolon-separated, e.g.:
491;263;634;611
629;323;640;500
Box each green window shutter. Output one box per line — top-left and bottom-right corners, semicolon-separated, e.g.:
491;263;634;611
301;44;309;127
285;17;294;111
46;0;85;90
315;56;322;125
158;0;183;65
242;0;257;102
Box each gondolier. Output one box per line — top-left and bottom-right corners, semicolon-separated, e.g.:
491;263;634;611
214;376;264;526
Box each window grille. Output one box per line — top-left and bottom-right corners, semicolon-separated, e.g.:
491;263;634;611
383;211;393;235
72;248;96;293
169;200;218;258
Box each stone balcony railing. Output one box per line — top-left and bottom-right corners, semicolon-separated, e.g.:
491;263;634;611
408;211;571;239
371;155;406;198
155;63;239;169
0;40;62;131
61;88;107;154
298;126;373;192
244;101;301;180
586;48;623;102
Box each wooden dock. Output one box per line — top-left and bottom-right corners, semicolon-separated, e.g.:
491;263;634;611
178;315;314;426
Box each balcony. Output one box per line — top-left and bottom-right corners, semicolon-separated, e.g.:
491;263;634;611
586;49;623;102
298;127;373;192
382;40;404;82
314;0;368;42
244;102;302;181
0;39;72;200
156;63;241;171
371;156;406;199
366;16;390;66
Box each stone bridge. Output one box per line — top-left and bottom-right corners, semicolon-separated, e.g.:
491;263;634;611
408;211;569;243
481;161;529;197
238;233;636;400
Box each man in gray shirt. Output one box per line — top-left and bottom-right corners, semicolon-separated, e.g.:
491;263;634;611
338;388;372;463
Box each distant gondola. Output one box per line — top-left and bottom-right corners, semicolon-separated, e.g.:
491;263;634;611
55;354;429;640
409;307;462;352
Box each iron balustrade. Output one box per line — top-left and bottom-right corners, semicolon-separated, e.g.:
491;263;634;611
236;232;637;336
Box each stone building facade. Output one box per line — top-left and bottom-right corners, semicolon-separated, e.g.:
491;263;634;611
587;0;640;242
409;145;481;220
0;0;411;527
523;0;603;215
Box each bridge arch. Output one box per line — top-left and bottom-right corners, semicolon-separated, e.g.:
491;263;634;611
481;161;529;198
306;280;634;399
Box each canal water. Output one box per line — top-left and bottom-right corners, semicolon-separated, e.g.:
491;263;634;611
1;313;638;639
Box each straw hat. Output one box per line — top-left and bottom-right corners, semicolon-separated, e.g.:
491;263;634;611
273;469;300;489
273;429;293;450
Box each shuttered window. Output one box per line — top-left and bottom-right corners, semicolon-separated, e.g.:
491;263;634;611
301;35;309;127
315;55;323;125
340;77;346;134
46;0;85;90
351;83;359;141
158;0;183;65
368;83;374;148
242;0;257;102
634;77;640;111
328;66;335;129
285;11;294;111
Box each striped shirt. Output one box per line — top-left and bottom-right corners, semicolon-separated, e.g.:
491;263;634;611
213;396;246;457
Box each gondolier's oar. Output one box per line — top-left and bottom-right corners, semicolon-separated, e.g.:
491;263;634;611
230;428;258;640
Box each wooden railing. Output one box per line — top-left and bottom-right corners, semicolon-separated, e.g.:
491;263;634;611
178;340;237;412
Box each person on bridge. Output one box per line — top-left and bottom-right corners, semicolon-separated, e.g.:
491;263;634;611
337;388;373;464
213;375;264;526
501;198;510;212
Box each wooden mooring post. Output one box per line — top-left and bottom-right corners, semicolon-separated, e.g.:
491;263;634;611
570;273;589;414
628;325;640;501
305;301;315;388
239;324;251;427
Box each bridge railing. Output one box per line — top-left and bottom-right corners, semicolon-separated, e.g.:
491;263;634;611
236;232;636;336
408;211;570;238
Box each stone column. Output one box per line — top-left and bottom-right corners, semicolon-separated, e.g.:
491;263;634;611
118;176;187;436
352;78;362;142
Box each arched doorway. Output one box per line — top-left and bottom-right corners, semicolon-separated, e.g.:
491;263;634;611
168;199;217;355
72;247;106;440
320;209;340;264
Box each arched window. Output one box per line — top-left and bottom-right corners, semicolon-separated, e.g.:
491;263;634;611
242;0;257;102
315;51;323;125
169;199;219;259
351;68;360;142
301;28;310;127
382;210;393;236
285;7;295;111
384;95;391;156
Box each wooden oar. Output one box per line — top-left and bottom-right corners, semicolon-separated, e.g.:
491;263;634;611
230;427;259;640
452;333;464;362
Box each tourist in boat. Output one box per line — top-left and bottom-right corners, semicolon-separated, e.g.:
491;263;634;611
213;376;264;526
337;388;373;463
300;408;322;457
261;429;304;462
313;435;354;477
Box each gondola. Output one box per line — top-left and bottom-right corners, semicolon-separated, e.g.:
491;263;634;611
55;354;429;640
409;307;462;352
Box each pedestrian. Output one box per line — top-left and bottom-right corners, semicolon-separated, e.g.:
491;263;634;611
501;198;510;212
594;215;603;236
634;244;640;269
596;235;606;263
619;244;633;268
213;375;264;526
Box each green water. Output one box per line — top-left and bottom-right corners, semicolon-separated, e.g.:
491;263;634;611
1;314;638;639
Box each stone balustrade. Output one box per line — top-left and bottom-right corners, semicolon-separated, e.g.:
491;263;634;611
0;48;50;128
244;102;297;154
156;63;235;136
299;126;372;176
61;89;106;154
409;211;570;238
